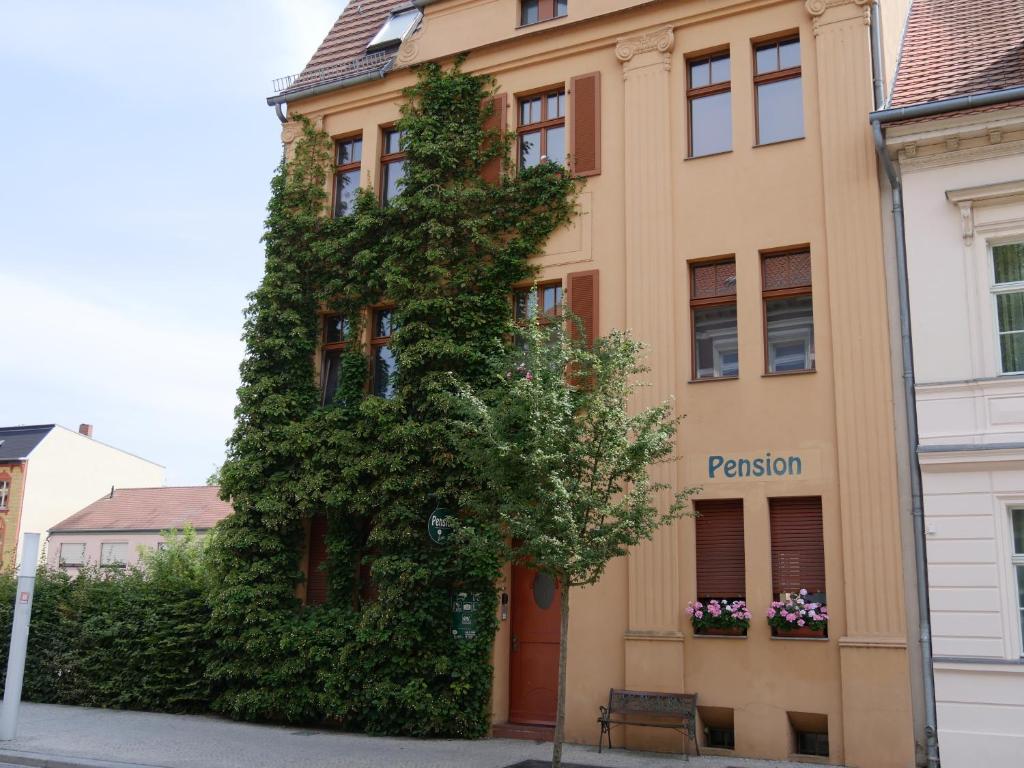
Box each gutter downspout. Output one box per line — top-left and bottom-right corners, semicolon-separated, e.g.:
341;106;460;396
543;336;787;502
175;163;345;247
867;9;939;768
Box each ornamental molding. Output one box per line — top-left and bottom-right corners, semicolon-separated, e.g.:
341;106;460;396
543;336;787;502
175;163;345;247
805;0;875;16
396;15;426;67
899;137;1024;172
615;26;674;64
946;178;1024;245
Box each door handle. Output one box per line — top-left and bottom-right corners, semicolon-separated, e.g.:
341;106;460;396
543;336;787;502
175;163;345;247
511;633;519;652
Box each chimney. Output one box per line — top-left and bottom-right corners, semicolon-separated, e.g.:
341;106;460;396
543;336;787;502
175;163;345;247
79;424;93;438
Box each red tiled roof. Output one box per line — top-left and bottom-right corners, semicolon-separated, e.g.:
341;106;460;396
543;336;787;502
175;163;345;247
283;0;413;96
890;0;1024;108
50;487;233;533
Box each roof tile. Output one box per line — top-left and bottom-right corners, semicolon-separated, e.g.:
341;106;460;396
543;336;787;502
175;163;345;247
890;0;1024;108
50;486;233;533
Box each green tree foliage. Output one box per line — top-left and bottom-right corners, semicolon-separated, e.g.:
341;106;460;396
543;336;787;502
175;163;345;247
209;60;578;735
0;530;213;713
452;312;697;765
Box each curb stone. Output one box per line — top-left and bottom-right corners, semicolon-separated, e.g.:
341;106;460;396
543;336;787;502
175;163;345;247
0;750;168;768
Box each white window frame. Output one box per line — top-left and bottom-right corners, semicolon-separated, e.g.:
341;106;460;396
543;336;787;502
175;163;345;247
990;240;1024;375
767;326;813;373
1012;507;1024;657
0;480;8;510
59;542;86;568
100;541;129;568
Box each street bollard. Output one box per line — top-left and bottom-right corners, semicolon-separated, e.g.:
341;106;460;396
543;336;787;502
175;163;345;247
0;532;40;741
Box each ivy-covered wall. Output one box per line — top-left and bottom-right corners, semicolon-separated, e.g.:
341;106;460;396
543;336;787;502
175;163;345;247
209;62;579;736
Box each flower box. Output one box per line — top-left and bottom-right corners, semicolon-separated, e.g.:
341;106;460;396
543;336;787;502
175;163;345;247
772;625;826;639
766;589;828;638
698;625;746;637
687;599;751;636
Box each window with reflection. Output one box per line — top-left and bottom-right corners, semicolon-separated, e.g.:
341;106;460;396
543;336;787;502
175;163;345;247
993;243;1024;373
691;259;738;379
371;308;398;398
333;135;362;217
518;89;566;169
754;36;803;145
687;51;731;157
1011;508;1024;653
380;128;407;205
520;0;567;26
762;250;814;373
321;314;351;405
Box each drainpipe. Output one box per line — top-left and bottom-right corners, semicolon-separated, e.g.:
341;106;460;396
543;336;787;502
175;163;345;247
869;29;1024;768
867;10;939;768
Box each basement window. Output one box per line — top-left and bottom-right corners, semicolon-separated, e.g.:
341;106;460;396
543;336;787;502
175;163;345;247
366;9;421;52
699;705;735;751
788;711;829;758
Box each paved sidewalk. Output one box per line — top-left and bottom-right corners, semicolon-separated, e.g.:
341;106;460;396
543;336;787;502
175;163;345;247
0;704;836;768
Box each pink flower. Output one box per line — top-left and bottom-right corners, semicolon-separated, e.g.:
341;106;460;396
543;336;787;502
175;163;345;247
695;611;703;619
686;606;694;616
797;619;806;627
767;609;776;618
786;613;797;623
799;589;808;596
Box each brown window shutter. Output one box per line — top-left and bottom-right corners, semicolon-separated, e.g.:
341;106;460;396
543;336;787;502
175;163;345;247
567;269;599;347
481;93;507;185
538;0;555;21
306;515;329;606
570;72;601;177
694;499;746;599
769;497;825;597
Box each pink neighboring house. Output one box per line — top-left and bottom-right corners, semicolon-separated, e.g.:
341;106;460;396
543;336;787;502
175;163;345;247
46;486;233;574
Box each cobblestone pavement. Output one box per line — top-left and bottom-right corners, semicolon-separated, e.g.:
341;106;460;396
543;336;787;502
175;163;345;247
0;703;838;768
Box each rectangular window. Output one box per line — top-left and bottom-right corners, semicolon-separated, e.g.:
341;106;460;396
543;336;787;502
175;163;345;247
762;250;814;373
687;51;731;157
691;259;738;379
371;308;397;398
518;88;566;169
100;542;129;568
514;283;563;323
1012;508;1024;653
321;314;351;406
754;36;803;145
0;480;8;510
694;499;745;601
380;128;406;205
59;542;86;568
520;0;567;26
769;497;825;601
993;242;1024;373
333;135;362;218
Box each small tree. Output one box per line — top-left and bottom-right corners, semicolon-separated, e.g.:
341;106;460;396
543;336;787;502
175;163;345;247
454;307;696;767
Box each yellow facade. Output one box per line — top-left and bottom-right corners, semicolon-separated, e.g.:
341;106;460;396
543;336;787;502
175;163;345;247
285;0;919;764
0;463;27;570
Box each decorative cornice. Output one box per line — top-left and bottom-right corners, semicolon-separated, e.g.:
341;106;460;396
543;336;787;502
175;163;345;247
615;26;674;64
899;137;1024;171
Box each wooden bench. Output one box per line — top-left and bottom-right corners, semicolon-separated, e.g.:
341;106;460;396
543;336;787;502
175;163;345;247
597;688;699;757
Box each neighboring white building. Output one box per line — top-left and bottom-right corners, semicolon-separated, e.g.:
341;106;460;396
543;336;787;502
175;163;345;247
0;424;164;567
881;1;1024;765
47;486;232;574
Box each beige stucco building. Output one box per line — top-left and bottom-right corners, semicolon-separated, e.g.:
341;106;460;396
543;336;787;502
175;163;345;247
273;1;923;764
0;424;165;568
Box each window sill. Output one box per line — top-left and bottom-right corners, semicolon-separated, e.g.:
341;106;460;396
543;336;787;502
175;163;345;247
691;633;747;639
769;635;829;641
685;149;733;161
762;368;816;378
688;375;739;384
753;136;805;149
516;15;568;31
787;754;833;765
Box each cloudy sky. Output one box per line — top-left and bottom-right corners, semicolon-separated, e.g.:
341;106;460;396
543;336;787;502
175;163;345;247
0;1;344;485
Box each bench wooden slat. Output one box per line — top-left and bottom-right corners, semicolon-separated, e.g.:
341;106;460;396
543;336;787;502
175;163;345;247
597;688;699;757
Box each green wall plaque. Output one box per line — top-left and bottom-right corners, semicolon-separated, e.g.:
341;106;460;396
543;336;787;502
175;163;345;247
427;507;457;544
451;591;481;641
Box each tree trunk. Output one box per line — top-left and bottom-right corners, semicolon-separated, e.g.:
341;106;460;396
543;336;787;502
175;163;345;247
551;580;570;768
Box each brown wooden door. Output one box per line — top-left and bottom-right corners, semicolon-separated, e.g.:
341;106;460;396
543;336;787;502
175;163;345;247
509;563;562;725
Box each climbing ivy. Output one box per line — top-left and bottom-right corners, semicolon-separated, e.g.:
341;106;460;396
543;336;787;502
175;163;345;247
210;60;579;735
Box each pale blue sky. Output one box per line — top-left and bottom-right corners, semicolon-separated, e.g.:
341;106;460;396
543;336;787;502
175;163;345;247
0;1;344;485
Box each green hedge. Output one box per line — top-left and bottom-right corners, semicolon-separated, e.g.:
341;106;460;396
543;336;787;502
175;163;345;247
0;532;214;713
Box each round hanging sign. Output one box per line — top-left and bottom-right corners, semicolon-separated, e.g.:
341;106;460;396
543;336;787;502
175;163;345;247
427;507;457;545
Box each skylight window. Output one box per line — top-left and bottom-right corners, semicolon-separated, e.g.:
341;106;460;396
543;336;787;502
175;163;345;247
366;9;421;52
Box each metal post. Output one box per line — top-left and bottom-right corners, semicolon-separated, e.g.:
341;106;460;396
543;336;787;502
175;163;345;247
0;532;40;741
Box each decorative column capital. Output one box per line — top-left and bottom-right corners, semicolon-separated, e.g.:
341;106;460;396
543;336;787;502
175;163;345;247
805;0;874;33
615;26;674;68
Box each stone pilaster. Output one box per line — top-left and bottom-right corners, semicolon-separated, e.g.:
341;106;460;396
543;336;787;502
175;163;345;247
617;27;684;706
807;1;915;765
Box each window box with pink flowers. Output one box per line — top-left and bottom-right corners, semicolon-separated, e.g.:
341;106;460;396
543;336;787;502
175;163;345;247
766;590;828;639
687;599;752;637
